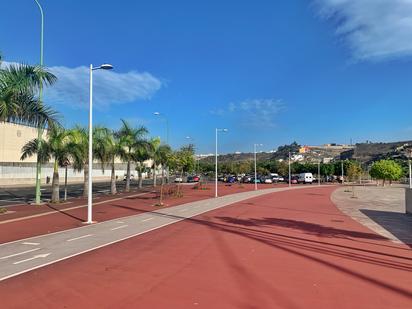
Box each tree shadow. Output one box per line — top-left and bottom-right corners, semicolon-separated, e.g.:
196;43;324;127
144;210;412;298
45;204;84;222
360;209;412;248
216;216;387;241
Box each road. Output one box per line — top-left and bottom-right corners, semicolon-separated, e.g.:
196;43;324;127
0;186;294;281
0;186;411;308
0;179;153;207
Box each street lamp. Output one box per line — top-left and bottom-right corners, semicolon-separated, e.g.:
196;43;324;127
186;136;197;174
153;112;169;144
408;150;412;189
288;152;292;187
318;160;321;186
33;0;44;205
215;128;228;198
254;144;263;191
86;63;113;224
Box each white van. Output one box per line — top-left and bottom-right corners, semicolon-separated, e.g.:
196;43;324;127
298;173;313;184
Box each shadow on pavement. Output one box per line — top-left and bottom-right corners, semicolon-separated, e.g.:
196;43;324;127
360;209;412;248
140;209;412;299
216;217;387;240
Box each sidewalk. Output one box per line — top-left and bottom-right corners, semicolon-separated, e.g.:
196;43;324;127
332;186;412;246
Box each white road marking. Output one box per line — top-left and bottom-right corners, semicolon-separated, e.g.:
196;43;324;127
116;221;125;224
22;242;40;246
141;217;153;222
0;248;40;260
13;253;50;265
66;234;93;242
111;225;128;231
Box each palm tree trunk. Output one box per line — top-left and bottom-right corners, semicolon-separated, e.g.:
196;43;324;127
110;159;117;195
83;163;89;198
125;160;131;192
162;167;165;185
51;159;60;203
138;164;143;189
153;161;157;187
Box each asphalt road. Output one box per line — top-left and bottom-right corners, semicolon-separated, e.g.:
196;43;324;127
0;186;295;282
0;179;154;207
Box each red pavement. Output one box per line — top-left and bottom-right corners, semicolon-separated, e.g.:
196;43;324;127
1;186;411;308
0;183;269;244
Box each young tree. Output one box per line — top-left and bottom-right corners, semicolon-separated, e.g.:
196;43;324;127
347;162;363;182
370;160;403;186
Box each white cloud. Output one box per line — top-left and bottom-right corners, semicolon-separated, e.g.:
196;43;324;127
211;98;284;127
1;62;162;110
314;0;412;61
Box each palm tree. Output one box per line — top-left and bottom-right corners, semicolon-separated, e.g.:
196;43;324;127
20;125;70;203
93;127;122;195
149;138;172;186
117;119;148;192
133;146;151;189
0;62;58;127
67;126;90;197
149;137;161;187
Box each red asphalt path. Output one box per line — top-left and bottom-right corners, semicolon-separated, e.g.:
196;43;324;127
0;183;264;244
1;186;411;308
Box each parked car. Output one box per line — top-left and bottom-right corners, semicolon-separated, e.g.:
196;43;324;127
298;173;313;184
291;175;299;184
187;175;200;183
193;175;200;182
242;175;252;183
263;177;273;184
272;175;280;182
250;177;261;184
278;176;285;182
123;174;134;181
226;176;236;183
218;175;225;182
174;177;183;183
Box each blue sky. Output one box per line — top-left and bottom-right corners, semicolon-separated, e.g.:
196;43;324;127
1;0;412;154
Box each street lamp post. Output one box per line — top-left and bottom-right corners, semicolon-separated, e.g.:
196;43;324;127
154;112;169;144
288;152;292;187
186;136;197;173
86;63;113;224
409;150;412;189
154;112;170;183
254;144;263;191
318;160;321;186
33;0;44;205
215;128;228;198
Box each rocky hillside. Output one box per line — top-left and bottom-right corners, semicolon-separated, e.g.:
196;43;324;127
199;140;412;165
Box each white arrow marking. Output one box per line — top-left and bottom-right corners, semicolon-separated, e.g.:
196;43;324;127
111;225;128;231
0;248;40;260
22;242;40;246
67;234;92;242
13;253;50;265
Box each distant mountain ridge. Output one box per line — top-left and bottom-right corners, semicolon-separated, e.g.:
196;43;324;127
199;140;412;165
